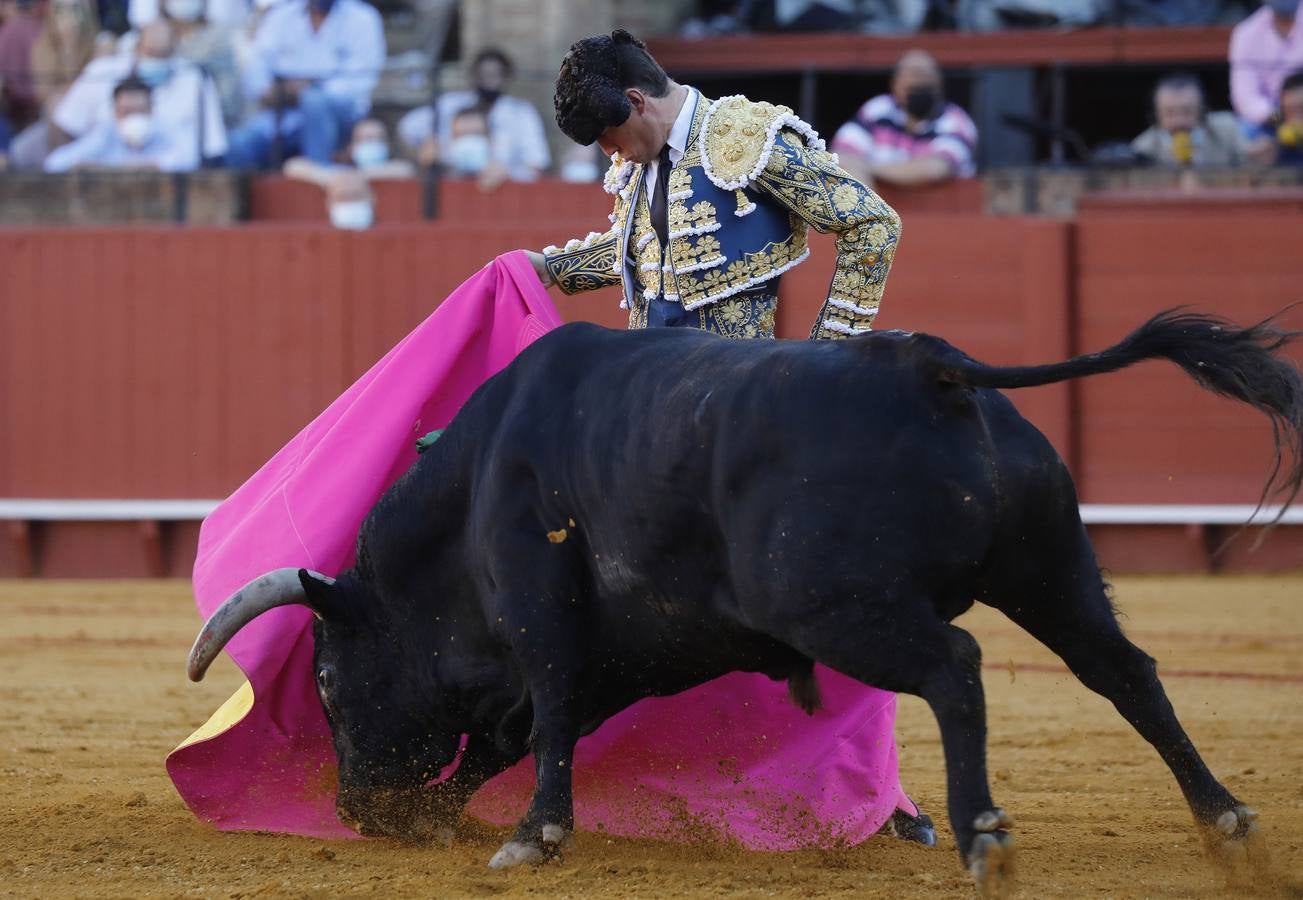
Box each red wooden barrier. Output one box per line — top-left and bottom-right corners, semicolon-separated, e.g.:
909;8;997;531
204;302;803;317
1073;196;1303;505
247;176;983;225
3;200;1301;577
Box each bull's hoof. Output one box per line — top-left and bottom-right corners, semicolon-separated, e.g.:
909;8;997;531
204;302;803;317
1202;805;1270;887
883;807;937;847
487;823;572;870
967;811;1015;899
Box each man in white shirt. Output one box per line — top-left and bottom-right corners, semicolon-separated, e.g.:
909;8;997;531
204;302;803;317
52;19;227;168
225;0;384;167
397;48;550;185
46;75;190;171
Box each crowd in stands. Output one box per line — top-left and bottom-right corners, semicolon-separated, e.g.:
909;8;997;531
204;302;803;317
0;0;1302;221
681;0;1259;33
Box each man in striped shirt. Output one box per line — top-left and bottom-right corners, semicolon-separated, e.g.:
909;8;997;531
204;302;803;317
831;50;978;188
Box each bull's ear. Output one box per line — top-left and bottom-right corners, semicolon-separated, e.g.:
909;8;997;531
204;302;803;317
298;568;339;620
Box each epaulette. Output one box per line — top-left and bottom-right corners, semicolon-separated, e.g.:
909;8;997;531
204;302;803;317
698;95;826;191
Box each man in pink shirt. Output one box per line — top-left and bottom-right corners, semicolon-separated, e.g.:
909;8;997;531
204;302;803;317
831;49;978;189
1230;0;1303;125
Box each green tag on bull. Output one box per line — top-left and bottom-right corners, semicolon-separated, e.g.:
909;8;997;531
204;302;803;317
415;429;444;454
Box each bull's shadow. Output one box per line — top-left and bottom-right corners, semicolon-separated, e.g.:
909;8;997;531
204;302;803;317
188;309;1301;897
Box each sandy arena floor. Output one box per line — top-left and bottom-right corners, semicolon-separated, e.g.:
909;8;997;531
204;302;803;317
0;575;1300;898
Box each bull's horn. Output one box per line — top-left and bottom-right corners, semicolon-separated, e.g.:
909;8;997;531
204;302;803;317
186;567;335;682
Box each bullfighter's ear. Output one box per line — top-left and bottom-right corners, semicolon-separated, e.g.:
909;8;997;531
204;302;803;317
298;568;339;620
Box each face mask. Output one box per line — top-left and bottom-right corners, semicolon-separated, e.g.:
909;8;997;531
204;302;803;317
309;0;335;14
329;200;373;230
351;139;389;168
560;159;599;182
1266;0;1296;17
904;86;941;120
136;57;173;87
164;0;204;21
117;112;153;148
448;134;491;174
476;88;502;108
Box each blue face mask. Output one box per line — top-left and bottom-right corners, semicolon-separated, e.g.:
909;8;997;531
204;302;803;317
309;0;335;14
1266;0;1297;17
136;57;172;87
351;140;389;169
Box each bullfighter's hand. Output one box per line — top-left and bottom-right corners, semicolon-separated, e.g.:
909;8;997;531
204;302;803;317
524;250;554;288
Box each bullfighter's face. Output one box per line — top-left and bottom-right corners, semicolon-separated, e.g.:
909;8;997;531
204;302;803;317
304;573;463;841
596;87;663;165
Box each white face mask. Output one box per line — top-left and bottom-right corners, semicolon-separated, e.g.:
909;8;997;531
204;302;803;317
165;0;204;21
350;139;389;169
329;200;374;230
117;112;153;148
448;134;491;174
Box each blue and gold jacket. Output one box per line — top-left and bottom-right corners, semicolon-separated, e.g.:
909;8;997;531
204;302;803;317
542;91;901;340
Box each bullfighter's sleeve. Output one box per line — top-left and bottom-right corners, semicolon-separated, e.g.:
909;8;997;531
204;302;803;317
541;228;623;295
753;129;901;340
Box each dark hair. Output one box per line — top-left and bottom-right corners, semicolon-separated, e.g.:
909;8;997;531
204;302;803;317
553;29;670;145
1283;69;1303;97
113;76;151;101
472;47;514;78
1151;71;1204;116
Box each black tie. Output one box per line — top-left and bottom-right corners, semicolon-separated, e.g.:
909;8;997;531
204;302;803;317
649;144;672;250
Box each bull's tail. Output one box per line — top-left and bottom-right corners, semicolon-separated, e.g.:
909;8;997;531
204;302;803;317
932;308;1303;518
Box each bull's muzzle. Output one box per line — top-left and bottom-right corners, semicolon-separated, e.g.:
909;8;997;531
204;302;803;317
336;787;449;844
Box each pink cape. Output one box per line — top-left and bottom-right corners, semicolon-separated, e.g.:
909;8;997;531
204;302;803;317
167;250;911;848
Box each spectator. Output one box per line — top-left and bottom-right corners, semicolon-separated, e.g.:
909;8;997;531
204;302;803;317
749;0;858;31
397;47;550;185
160;0;240;123
433;105;491;177
0;0;43;142
1246;68;1303;162
323;166;371;229
282;115;413;183
830;49;978;188
128;0;247;29
225;0;385;168
44;74;187;169
557;141;600;182
7;0;98;167
1230;0;1303;126
52;17;226;166
1131;73;1245;166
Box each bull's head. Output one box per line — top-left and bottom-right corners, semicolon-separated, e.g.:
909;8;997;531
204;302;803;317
186;568;465;842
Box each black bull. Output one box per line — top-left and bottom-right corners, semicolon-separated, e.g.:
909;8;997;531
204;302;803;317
188;310;1301;894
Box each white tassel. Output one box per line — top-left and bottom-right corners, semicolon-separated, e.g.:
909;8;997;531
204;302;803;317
668;222;722;241
820;319;873;336
674;255;727;274
827;297;879;317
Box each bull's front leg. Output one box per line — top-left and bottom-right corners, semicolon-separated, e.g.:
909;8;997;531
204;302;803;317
487;694;581;868
484;539;586;869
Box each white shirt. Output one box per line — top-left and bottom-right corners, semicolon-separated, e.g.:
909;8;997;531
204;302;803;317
52;54;228;163
396;90;551;180
644;87;697;206
44;121;190;172
129;0;251;29
241;0;385;118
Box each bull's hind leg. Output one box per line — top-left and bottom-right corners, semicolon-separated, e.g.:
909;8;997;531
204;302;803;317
990;529;1269;885
787;606;1016;897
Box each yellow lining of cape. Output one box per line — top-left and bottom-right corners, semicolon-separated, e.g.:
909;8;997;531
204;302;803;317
174;680;255;751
